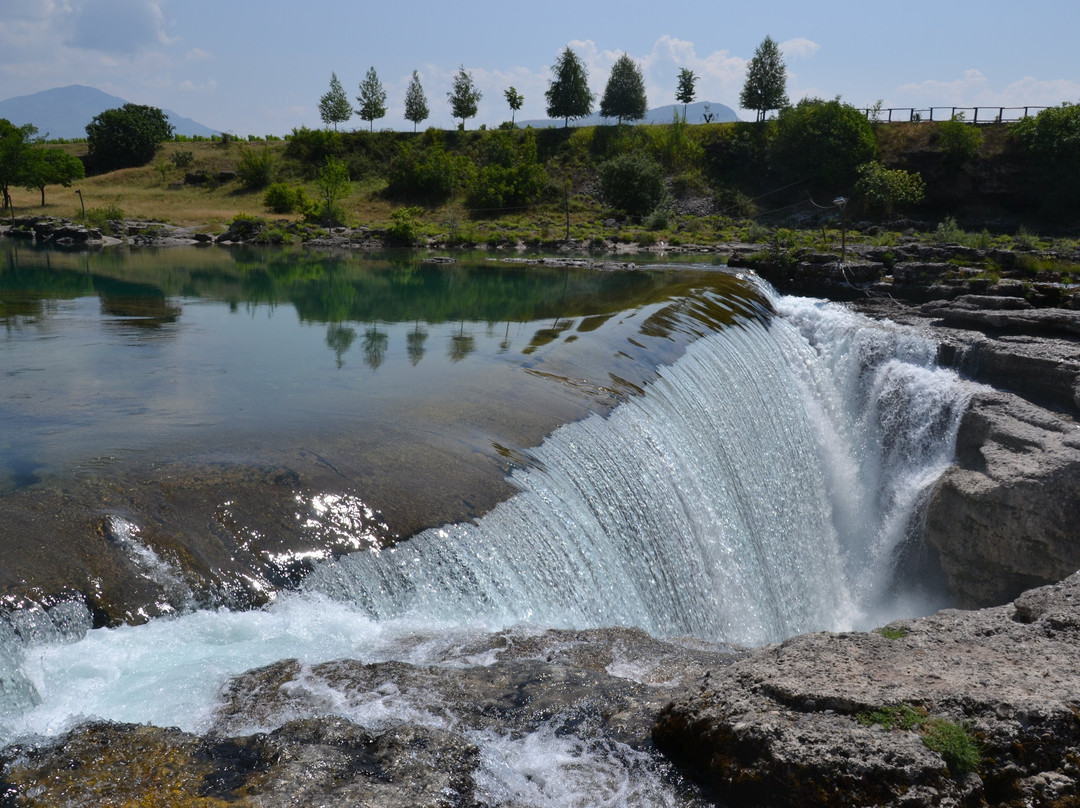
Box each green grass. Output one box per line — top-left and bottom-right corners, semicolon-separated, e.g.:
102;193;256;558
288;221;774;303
857;704;982;775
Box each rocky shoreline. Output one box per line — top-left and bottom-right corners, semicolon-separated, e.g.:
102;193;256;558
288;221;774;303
3;219;1080;805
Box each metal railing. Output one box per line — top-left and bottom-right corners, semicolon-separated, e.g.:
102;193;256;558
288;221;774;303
859;106;1051;124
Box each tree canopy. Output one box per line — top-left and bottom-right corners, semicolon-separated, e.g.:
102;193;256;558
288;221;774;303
404;71;430;131
772;97;877;187
676;68;697;118
599;54;648;125
0;119;38;211
85;104;174;172
356;67;388;131
447;66;482;129
740;36;788;123
318;72;352;131
545;47;593;127
504;87;524;125
23;148;85;206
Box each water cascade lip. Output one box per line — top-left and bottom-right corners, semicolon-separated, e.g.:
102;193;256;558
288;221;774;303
0;262;976;789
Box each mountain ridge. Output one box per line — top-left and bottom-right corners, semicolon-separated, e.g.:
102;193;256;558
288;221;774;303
0;85;220;140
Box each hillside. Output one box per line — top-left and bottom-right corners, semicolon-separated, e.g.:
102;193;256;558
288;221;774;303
0;85;220;140
518;100;740;128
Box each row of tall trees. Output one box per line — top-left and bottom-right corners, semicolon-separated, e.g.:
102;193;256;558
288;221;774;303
318;36;788;133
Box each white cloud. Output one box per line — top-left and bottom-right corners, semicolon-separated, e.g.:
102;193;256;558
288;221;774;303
780;37;820;60
185;47;213;62
64;0;171;56
893;69;1080;110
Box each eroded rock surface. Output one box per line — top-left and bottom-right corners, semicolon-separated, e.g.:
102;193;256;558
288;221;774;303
653;572;1080;807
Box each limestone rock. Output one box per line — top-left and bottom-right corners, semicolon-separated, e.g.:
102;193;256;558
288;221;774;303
923;389;1080;606
653;572;1080;807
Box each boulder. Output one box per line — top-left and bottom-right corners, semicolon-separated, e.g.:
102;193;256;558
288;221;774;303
923;389;1080;607
653;572;1080;807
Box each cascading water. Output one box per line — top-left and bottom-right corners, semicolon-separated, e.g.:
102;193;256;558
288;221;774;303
0;285;976;801
303;289;972;645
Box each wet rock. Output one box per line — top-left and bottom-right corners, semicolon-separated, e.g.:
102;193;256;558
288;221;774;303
1;627;731;806
653;572;1080;807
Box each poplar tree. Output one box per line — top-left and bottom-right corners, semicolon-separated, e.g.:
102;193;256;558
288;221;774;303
404;70;430;131
356;67;387;131
599;53;648;126
676;67;697;118
318;72;352;130
447;66;482;129
504;86;524;125
740;36;789;123
545;46;593;127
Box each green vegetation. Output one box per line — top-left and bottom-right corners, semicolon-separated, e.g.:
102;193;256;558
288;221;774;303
740;36;788;123
85;103;173;172
600;54;648;125
546;47;594;127
356;67;388;131
598;150;665;217
878;625;909;640
447;66;482;130
318;72;352;131
403;71;430;132
936;113;984;163
1010;102;1080;208
855;161;925;216
858;705;982;776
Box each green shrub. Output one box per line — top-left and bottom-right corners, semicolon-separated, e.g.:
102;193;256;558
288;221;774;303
386;206;424;245
857;704;923;731
855;161;925;216
465;130;548;214
922;718;982;775
597;150;666;217
85;203;125;229
1010;103;1080;208
772;97;878;187
237;147;275;190
171;150;194;169
936;114;983;163
263;182;310;214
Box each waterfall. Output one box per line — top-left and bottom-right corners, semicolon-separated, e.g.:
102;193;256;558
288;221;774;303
304;291;973;646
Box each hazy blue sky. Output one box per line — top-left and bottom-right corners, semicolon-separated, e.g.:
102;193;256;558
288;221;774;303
2;0;1078;134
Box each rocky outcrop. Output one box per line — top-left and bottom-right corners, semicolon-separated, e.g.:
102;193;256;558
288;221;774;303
653;571;1080;807
924;389;1080;607
0;627;734;806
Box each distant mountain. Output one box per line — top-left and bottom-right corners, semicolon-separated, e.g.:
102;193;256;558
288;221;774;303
518;100;740;129
0;85;220;140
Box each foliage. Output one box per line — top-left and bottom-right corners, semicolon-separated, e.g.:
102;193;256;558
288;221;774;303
922;718;982;776
504;87;524;125
284;126;342;167
597;150;666;217
356;67;387;131
546;47;594;127
936;114;983;163
1009;102;1080;207
855;161;925;216
447;66;482;129
318;72;353;131
85;104;174;172
465;129;548;213
772;97;878;187
171;150;194;169
21;147;85;205
857;704;924;731
600;54;648;125
0;119;40;209
933;215;966;244
740;36;789;122
676;68;697;115
385;130;474;205
647;110;703;171
404;71;430;131
263;182;311;214
85;202;125;229
385;205;424;245
236;147;275;190
879;625;909;639
310;155;351;226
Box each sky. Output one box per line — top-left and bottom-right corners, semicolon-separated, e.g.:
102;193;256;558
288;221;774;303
2;0;1079;135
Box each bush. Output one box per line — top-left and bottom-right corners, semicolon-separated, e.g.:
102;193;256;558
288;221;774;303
85;104;174;172
935;114;983;163
237;147;275;190
1010;103;1080;208
263;182;310;214
171;150;194;169
386;206;424;245
597;150;666;217
772;97;878;187
85;203;125;230
855;161;925;216
465;130;548;214
385;131;475;205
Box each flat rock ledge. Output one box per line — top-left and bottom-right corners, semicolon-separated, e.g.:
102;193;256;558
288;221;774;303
653;571;1080;807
